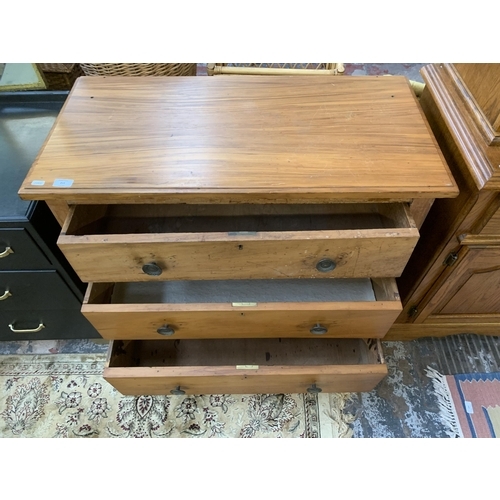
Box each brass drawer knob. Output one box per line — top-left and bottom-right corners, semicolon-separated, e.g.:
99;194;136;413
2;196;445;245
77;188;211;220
310;324;328;335
157;325;175;336
170;386;186;395
142;262;162;276
307;384;322;394
316;258;336;273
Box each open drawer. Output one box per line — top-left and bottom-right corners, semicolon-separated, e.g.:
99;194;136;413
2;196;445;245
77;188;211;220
82;278;402;340
59;203;419;282
103;337;388;395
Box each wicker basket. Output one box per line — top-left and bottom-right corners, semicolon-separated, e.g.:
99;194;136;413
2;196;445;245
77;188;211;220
79;63;197;77
38;64;84;90
39;63;76;73
207;63;344;76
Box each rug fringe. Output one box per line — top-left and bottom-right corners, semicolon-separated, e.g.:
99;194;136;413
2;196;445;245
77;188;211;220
425;366;463;438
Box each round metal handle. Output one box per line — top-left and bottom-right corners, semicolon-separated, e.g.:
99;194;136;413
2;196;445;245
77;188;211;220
0;247;14;259
307;384;322;394
142;262;163;276
310;324;328;335
170;386;186;395
316;258;336;273
157;325;175;336
0;290;12;301
9;322;45;333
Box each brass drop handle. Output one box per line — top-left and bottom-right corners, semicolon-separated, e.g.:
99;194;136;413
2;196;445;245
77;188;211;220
142;262;163;276
170;386;186;395
0;290;12;301
307;384;322;394
310;324;328;335
157;325;175;336
0;247;14;259
9;322;45;333
316;258;336;273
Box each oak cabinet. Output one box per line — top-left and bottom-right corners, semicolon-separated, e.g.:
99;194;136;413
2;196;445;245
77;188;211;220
388;64;500;339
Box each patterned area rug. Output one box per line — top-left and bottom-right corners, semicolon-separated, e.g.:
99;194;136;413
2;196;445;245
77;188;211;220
427;367;500;438
0;354;355;438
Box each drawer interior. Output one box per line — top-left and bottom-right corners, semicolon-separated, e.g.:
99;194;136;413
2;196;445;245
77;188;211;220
65;203;414;236
109;278;376;304
108;338;383;368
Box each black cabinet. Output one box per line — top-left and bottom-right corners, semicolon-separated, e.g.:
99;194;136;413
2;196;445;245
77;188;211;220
0;91;100;340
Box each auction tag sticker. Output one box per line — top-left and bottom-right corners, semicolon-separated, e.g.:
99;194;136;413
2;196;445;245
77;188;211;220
31;180;45;186
53;179;74;188
465;401;474;414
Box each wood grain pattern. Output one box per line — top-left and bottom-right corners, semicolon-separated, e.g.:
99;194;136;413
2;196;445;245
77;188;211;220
421;65;500;191
59;230;418;282
477;203;500;236
18;76;457;203
393;65;500;338
453;63;500;138
423;247;500;317
104;338;387;395
103;367;388;395
82;279;402;340
396;81;500;324
59;202;419;282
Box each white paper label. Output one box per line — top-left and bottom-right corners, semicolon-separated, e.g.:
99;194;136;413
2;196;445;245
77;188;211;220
31;180;45;186
232;302;258;307
465;401;474;414
236;365;259;370
53;179;74;188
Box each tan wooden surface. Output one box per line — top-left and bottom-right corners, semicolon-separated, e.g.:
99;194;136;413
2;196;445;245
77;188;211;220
82;280;402;340
59;201;418;282
104;338;386;394
46;200;70;227
419;247;500;317
19;76;457;203
104;368;388;395
453;63;500;136
421;65;500;191
396;76;500;325
392;65;500;338
59;230;418;282
478;204;500;235
83;306;402;340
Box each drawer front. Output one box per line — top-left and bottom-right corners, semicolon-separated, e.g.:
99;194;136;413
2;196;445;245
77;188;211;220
0;309;100;341
0;228;52;270
59;204;419;282
0;270;80;310
82;279;402;340
104;338;388;395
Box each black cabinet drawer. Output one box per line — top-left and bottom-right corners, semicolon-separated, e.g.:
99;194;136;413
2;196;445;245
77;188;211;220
0;310;101;340
0;270;80;310
0;228;52;270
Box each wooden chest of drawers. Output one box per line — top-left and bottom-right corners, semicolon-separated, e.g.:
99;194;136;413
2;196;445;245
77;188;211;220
18;75;457;394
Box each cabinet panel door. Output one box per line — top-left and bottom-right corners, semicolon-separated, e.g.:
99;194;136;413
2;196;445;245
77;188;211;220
425;247;500;320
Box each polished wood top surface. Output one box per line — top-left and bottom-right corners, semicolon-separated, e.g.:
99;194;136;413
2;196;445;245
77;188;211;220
19;76;458;203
